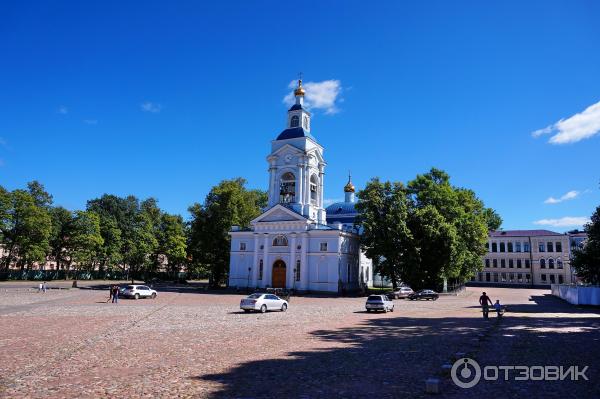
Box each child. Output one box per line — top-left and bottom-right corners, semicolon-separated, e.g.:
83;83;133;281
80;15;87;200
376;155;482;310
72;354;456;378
494;299;503;317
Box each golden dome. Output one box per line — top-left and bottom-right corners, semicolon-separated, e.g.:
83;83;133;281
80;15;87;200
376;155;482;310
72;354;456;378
294;79;305;96
344;173;355;193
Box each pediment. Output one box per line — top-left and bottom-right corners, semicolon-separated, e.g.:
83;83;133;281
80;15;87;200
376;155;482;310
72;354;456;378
269;143;304;159
251;205;308;224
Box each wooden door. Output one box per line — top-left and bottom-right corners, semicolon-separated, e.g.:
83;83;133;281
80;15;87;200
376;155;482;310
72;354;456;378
272;260;286;288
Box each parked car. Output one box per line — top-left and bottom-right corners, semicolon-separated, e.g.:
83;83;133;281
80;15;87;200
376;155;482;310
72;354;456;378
407;289;439;301
365;295;395;312
386;286;414;299
240;293;288;313
121;285;157;299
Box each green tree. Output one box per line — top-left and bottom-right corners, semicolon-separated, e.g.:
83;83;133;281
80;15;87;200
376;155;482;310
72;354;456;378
68;210;104;275
49;206;74;272
159;213;187;278
483;208;503;231
355;179;413;289
0;185;52;270
188;178;267;288
571;206;600;284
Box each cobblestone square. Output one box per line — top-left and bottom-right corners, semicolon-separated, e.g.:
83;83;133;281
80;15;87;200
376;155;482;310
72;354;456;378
1;284;599;398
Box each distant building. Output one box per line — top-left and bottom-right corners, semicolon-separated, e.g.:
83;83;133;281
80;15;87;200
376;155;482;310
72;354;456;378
472;230;575;287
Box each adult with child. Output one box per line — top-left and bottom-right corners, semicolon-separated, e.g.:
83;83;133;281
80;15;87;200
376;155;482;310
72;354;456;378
479;291;493;319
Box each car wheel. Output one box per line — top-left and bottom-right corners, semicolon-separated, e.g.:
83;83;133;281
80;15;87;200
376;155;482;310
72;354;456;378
383;307;388;313
433;297;438;301
260;305;267;313
134;293;139;300
281;303;287;312
151;293;156;299
366;309;371;312
243;309;250;313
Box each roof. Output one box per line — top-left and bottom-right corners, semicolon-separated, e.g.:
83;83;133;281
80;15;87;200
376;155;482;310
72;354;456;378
489;230;563;237
289;104;303;111
275;127;314;141
325;201;358;215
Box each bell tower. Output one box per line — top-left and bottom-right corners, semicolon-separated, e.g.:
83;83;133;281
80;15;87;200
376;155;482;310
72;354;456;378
266;79;326;224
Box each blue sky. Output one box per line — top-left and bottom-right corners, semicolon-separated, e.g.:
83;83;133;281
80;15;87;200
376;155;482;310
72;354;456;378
1;1;599;231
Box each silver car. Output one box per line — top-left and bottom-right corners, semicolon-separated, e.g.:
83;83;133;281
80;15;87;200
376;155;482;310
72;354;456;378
365;294;394;313
240;293;288;313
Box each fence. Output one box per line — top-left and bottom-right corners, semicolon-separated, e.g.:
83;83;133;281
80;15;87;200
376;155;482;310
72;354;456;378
551;284;600;306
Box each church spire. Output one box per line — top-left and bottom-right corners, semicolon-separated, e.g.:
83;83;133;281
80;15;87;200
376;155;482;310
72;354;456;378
344;172;355;203
294;78;305;106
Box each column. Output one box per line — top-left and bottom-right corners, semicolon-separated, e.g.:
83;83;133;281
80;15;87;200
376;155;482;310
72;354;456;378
297;162;304;213
304;164;310;209
263;233;270;287
289;234;297;289
269;166;277;206
300;233;308;290
252;234;259;286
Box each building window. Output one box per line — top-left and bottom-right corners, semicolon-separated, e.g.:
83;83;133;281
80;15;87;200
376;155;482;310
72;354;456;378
549;275;555;284
526;273;531;282
557;259;563;269
501;273;507;282
485;242;489;251
515;242;521;252
548;259;554;269
239;242;246;251
259;260;263;280
524;242;530;252
517;259;522;268
556;242;562;252
485;259;490;268
518;273;523;283
525;259;530;268
486;273;491;282
491;242;498;252
507;242;513;252
493;273;498;282
558;275;564;284
547;242;554;252
500;242;506;252
280;172;296;203
509;259;514;268
273;235;288;246
538;242;545;252
296;260;301;281
509;273;515;282
290;115;300;127
500;259;505;268
540;259;546;268
320;242;328;251
493;259;498;268
541;274;547;282
310;175;318;204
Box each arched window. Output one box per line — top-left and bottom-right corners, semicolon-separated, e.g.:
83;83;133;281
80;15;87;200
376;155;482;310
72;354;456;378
280;172;296;203
557;259;563;269
290;115;299;128
540;259;546;268
272;235;288;247
310;174;318;204
548;258;555;269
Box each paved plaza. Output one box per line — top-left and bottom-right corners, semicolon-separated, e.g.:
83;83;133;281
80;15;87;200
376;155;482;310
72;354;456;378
0;284;599;398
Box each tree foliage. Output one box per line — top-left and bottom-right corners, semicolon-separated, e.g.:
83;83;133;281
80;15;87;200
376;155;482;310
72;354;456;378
571;206;600;285
483;208;503;231
188;178;267;287
356;168;491;290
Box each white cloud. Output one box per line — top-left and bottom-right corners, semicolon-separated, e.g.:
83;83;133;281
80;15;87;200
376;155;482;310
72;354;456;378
83;119;98;125
283;79;342;114
543;190;580;204
532;100;600;144
533;216;590;228
141;102;162;113
58;106;68;115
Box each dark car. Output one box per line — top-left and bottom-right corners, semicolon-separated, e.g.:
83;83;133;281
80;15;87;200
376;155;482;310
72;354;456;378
408;289;439;301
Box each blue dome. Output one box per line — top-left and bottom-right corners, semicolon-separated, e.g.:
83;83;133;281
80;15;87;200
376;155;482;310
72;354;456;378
276;127;314;141
326;201;358;215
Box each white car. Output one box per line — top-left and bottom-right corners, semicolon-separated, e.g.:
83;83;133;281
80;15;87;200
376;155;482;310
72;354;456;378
240;293;288;313
365;294;394;313
121;285;157;300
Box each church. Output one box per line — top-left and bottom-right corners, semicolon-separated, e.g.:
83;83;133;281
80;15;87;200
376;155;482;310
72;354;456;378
228;79;373;293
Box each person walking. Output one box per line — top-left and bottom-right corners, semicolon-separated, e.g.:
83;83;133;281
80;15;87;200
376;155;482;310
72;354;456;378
38;282;43;293
479;291;493;319
111;285;119;304
107;285;113;303
42;282;47;293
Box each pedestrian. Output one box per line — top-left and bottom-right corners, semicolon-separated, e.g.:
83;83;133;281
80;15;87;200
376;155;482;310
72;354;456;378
42;282;47;293
38;282;43;293
107;285;113;303
479;291;493;319
494;299;503;318
112;285;119;304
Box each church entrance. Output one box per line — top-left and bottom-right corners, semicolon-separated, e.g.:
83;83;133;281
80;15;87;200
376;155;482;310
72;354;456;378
272;260;286;288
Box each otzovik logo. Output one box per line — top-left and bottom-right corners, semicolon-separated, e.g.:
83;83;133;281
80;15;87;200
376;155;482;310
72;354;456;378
451;358;482;388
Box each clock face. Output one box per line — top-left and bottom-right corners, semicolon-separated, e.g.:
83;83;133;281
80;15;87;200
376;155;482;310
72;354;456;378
284;154;293;163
